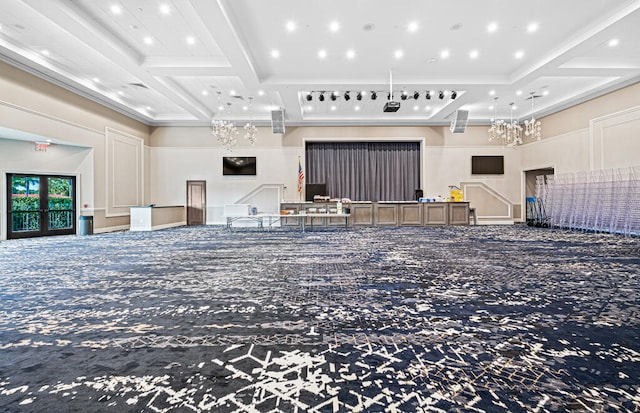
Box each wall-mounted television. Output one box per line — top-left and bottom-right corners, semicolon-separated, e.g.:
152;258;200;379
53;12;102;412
223;156;257;176
471;156;504;175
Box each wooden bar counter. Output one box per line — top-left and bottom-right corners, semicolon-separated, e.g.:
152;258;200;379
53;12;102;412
280;201;470;227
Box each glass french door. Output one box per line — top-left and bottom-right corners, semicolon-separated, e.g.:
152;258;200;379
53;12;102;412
7;174;76;239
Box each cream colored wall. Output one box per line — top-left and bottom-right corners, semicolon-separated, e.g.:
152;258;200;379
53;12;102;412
0;61;150;239
2;56;638;235
520;82;640;214
149;123;517;224
540;82;640;139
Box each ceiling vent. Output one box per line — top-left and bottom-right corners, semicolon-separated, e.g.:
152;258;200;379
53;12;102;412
128;82;148;89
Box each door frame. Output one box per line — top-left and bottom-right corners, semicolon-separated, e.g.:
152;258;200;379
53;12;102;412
186;180;207;225
6;173;77;239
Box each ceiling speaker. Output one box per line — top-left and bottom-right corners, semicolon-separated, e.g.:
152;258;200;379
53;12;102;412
271;109;285;134
450;109;469;133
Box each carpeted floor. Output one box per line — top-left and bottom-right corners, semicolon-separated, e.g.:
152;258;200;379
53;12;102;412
0;225;639;412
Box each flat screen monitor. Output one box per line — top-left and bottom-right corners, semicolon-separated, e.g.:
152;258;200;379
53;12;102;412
471;156;504;175
305;183;326;202
223;156;257;175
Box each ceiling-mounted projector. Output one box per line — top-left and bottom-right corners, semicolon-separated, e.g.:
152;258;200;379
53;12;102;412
383;101;400;112
383;69;401;112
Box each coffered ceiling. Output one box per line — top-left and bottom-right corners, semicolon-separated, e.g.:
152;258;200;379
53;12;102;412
1;0;639;127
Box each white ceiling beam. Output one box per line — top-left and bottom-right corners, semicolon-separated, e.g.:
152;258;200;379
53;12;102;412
21;0;212;121
189;0;261;90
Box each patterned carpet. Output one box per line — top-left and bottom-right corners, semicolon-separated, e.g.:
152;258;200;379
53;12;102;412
0;225;639;412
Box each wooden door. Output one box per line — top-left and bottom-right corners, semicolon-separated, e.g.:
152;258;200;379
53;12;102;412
186;180;206;225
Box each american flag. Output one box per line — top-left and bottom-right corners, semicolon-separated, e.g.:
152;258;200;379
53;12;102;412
297;159;304;193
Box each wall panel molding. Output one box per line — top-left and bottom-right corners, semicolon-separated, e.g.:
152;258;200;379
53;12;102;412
590;105;640;170
105;127;144;217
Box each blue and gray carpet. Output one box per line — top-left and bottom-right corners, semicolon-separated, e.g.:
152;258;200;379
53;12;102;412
0;225;639;412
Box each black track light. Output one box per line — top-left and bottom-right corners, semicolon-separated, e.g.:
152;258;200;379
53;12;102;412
319;92;325;102
438;91;444;99
413;91;420;100
344;91;350;101
426;91;431;100
401;94;407;101
330;91;338;101
356;92;362;101
451;91;457;99
306;93;313;101
371;91;377;100
387;92;391;100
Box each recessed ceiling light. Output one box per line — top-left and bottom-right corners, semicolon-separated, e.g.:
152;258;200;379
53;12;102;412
407;21;418;32
469;50;479;59
318;49;327;59
394;49;404;59
110;4;122;15
41;49;50;56
271;49;280;58
143;36;153;45
330;105;337;111
117;90;124;95
440;49;450;59
514;50;525;59
159;4;171;15
516;90;522;96
346;49;356;59
487;22;498;33
146;106;152;110
489;90;496;96
608;38;619;47
286;21;296;32
355;105;361;111
229;90;236;96
527;22;539;33
186;36;196;45
543;90;549;96
218;105;224;111
92;77;100;83
425;106;431;111
258;90;265;96
329;21;340;33
202;90;208;96
512;105;518;110
306;105;313;111
489;105;494;110
413;105;419;111
243;106;248;111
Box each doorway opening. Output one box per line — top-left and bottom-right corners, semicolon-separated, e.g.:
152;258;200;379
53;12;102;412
524;167;554;223
6;174;77;239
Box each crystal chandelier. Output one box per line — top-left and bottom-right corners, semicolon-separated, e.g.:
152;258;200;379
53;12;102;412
212;93;257;150
212;101;238;151
524;92;542;141
488;98;523;147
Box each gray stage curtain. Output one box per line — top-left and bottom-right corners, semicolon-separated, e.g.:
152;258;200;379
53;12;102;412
305;142;420;201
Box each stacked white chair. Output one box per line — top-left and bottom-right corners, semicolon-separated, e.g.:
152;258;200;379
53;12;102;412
544;166;639;236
